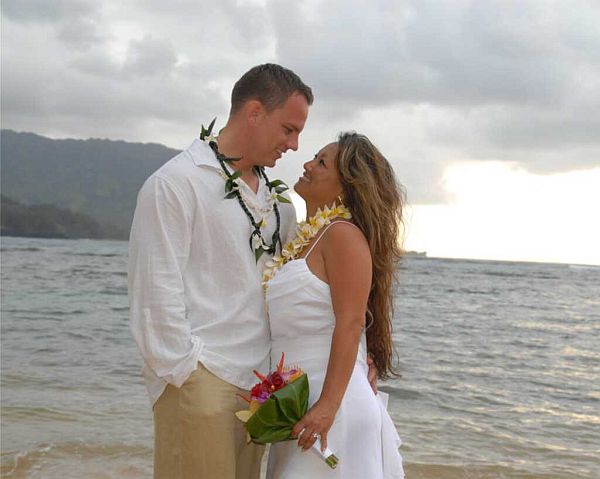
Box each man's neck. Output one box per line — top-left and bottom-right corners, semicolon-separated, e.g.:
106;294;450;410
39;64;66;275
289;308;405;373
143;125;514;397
217;125;260;192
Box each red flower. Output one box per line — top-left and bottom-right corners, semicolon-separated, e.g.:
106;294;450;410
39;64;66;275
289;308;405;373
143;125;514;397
251;383;263;399
269;372;285;391
276;352;285;373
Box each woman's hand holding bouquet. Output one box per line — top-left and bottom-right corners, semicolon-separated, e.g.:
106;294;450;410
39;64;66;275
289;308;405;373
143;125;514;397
292;399;336;453
235;353;339;468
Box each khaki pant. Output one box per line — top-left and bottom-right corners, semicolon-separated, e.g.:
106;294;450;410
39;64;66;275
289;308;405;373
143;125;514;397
153;363;264;479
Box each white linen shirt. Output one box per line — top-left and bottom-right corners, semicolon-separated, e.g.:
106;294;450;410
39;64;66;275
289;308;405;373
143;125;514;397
128;138;297;405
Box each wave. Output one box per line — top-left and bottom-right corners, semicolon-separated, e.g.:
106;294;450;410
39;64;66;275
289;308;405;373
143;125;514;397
471;270;562;280
568;264;600;270
1;308;86;317
110;306;129;312
69;252;122;258
1;443;584;479
1;441;151;478
444;287;496;295
99;286;127;295
404;462;576;479
0;247;43;252
379;385;424;400
1;406;81;422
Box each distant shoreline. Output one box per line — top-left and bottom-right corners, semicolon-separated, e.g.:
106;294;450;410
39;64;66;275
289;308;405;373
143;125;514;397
2;236;598;267
404;251;427;257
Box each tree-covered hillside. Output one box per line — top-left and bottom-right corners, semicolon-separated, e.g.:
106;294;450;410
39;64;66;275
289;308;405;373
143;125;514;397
1;130;179;239
0;195;122;239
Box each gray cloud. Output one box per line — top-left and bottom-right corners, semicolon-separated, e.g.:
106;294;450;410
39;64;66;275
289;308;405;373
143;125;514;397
1;0;94;23
123;36;179;76
56;17;103;49
1;0;599;203
2;0;102;49
269;0;600;185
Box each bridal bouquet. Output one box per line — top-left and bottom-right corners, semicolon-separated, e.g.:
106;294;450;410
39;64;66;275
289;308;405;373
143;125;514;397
235;353;339;469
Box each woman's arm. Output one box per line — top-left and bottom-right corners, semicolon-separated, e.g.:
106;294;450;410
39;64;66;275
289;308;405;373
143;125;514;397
292;222;372;452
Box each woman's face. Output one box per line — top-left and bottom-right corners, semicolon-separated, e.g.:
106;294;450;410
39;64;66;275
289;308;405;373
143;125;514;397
294;142;343;206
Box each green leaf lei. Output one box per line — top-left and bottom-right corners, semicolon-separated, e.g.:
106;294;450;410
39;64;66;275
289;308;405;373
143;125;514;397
199;119;290;262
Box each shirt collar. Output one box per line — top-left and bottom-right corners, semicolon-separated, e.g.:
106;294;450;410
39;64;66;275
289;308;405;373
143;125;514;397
188;138;265;194
189;138;220;169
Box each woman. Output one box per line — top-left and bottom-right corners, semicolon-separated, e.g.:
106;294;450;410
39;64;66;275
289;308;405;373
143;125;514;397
264;132;405;478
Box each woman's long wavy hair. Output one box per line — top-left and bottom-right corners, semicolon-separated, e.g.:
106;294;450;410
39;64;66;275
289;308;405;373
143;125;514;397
335;132;406;379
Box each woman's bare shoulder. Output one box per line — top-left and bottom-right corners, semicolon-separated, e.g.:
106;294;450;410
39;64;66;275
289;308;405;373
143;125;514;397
322;221;370;259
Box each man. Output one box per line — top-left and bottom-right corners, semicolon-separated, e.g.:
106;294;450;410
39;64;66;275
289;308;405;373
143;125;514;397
128;64;313;479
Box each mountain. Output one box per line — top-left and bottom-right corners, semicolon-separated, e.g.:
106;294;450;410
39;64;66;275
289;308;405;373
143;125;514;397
1;130;179;239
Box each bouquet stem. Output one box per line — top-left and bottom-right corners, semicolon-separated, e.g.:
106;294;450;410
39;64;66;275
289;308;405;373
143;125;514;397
310;437;339;469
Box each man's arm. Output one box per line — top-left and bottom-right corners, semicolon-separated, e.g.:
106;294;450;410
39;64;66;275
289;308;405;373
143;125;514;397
128;174;201;387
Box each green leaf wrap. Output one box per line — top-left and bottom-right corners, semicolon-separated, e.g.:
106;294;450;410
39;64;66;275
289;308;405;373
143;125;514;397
245;373;309;444
254;246;265;262
207;117;216;134
268;179;287;188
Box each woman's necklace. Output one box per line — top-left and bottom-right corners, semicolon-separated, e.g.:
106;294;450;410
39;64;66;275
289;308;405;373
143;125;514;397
262;202;352;288
199;119;290;262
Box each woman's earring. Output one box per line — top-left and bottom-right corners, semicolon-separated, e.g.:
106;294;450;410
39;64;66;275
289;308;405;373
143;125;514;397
337;194;345;206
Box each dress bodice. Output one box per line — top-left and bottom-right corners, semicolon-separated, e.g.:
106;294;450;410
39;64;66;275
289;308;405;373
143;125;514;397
266;259;334;338
266;257;367;370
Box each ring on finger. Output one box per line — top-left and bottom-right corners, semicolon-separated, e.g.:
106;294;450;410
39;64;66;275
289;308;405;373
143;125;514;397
311;432;319;439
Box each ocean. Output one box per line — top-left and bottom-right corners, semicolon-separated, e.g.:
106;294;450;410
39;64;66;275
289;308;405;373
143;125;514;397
1;236;598;478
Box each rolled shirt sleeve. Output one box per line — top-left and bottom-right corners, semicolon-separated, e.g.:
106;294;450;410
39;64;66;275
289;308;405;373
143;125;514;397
128;174;202;388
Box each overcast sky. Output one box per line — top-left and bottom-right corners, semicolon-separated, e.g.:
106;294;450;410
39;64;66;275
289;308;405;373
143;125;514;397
2;0;599;263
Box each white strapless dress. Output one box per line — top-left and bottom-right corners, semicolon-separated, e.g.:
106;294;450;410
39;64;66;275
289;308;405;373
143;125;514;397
265;253;404;478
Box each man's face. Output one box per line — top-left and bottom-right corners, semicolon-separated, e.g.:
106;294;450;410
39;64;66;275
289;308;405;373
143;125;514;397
247;92;309;168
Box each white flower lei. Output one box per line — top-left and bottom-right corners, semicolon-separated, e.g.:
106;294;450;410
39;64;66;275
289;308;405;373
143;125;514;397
262;202;352;288
216;169;277;220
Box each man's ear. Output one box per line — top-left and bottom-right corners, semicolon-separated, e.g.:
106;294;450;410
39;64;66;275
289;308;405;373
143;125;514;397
244;100;265;125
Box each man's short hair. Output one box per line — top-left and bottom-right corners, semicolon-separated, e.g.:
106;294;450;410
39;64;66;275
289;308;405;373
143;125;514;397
230;64;313;114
